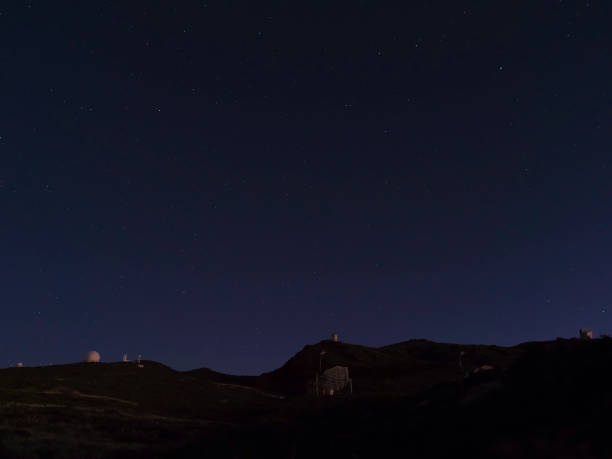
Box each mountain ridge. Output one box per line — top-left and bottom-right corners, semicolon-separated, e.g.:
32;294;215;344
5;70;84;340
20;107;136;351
1;337;610;457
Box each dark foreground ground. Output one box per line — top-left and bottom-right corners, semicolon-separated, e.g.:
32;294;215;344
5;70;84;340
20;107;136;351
1;337;611;458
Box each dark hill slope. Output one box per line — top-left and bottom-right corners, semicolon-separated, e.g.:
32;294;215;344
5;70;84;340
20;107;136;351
254;339;524;395
185;367;257;387
0;360;277;421
272;338;612;458
3;338;612;458
0;360;282;458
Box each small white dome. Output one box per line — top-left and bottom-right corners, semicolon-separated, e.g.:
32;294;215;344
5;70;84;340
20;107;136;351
85;350;101;363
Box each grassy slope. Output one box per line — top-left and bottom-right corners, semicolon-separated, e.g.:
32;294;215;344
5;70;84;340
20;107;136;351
0;361;281;458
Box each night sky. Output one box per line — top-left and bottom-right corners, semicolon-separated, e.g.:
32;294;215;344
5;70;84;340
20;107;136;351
2;1;611;374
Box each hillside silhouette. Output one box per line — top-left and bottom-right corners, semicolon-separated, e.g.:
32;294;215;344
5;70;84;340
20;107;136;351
249;338;520;395
1;337;612;458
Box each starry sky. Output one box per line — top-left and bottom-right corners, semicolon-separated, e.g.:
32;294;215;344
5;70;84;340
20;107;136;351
1;1;611;374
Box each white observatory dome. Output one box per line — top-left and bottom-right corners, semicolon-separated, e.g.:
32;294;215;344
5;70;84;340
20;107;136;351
85;350;101;363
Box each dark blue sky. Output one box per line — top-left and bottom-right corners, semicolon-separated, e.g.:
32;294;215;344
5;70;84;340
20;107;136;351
1;1;611;374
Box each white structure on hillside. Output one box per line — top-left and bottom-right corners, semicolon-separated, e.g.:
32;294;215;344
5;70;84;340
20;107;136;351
16;362;23;367
332;332;339;342
122;354;129;362
316;365;352;396
579;328;594;339
85;350;101;363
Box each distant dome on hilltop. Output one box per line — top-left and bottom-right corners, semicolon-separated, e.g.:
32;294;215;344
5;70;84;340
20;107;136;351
85;350;101;363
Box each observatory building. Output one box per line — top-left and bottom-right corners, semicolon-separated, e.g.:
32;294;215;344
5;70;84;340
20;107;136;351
316;365;352;396
85;350;101;363
332;332;339;342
